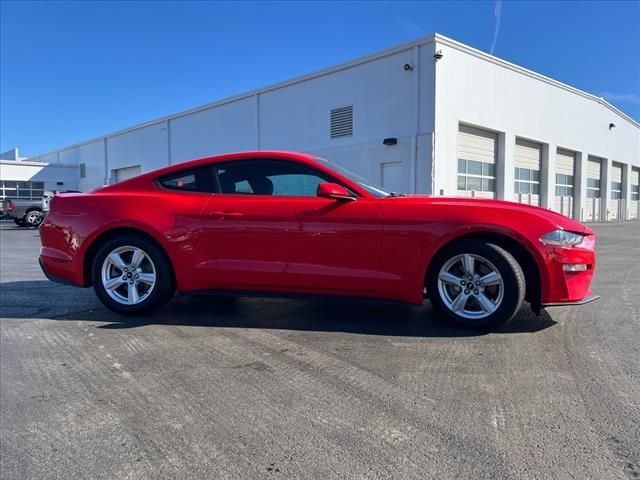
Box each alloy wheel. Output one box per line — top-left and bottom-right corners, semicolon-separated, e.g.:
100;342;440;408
26;211;43;226
437;253;504;320
100;245;157;305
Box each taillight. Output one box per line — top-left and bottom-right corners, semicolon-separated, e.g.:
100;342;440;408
7;199;15;211
581;234;596;251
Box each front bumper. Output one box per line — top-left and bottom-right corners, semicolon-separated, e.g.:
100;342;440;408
540;233;597;304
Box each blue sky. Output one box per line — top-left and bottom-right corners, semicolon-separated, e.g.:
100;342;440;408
1;0;639;157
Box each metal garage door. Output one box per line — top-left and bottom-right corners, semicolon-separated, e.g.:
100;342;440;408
608;162;623;221
513;139;542;206
112;165;141;183
553;148;575;218
584;156;602;222
630;168;639;220
456;125;497;199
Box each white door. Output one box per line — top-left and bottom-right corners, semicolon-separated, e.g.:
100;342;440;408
113;165;141;183
608;163;623;221
553;148;575;218
381;162;404;194
513;139;542;206
630;168;639;220
456;125;497;199
584;157;602;222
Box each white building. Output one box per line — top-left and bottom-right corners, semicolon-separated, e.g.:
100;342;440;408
18;34;640;221
0;148;79;201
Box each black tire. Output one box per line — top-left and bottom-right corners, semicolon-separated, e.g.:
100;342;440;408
91;234;175;315
24;209;43;227
426;240;525;329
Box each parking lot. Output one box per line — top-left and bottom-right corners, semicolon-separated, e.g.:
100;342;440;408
0;221;638;479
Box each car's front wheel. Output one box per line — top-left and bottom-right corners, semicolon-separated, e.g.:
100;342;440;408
426;240;525;329
91;235;175;315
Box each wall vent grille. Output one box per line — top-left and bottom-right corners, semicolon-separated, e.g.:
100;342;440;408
330;105;353;139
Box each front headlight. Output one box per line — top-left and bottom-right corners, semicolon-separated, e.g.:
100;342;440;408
539;229;585;247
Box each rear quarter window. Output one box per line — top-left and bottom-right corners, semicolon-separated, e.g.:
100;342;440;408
157;167;215;193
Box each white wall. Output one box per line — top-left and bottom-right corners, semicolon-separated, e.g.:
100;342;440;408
107;122;169;175
433;38;640;221
58;140;105;191
258;46;435;193
310;137;411;190
169;97;257;164
40;153;59;163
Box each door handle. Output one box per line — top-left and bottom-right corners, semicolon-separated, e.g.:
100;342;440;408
208;211;244;218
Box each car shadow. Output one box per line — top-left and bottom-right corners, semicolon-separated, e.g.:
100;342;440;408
0;280;557;337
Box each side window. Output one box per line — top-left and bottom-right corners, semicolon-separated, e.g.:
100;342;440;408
214;159;338;197
270;174;325;196
157;167;215;193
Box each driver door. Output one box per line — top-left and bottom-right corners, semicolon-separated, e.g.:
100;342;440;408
199;159;383;294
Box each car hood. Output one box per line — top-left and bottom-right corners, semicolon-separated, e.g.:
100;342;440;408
386;195;594;235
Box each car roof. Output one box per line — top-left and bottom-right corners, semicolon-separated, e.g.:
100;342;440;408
152;151;320;177
96;151;371;197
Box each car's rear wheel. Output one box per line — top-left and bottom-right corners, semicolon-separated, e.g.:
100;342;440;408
25;209;43;227
92;235;174;315
427;240;525;329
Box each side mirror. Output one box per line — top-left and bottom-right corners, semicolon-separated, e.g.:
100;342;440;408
316;182;355;201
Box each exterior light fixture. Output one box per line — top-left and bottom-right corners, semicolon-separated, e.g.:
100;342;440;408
383;137;398;146
609;123;616;130
433;50;443;61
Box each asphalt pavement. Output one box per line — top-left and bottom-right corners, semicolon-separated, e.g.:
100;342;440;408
1;220;639;479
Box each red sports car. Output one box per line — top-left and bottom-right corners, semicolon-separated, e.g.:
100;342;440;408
39;151;598;328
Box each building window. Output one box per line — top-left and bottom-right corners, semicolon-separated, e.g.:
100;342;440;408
0;180;45;200
457;159;495;192
610;181;622;200
632;183;639;201
586;178;601;198
555;173;574;197
514;167;540;195
80;163;86;178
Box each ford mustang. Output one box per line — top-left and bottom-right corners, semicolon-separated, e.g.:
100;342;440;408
39;151;598;328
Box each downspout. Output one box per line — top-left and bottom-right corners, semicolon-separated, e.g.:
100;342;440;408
432;44;440;196
255;93;261;150
166;119;172;165
410;46;421;194
103;138;109;185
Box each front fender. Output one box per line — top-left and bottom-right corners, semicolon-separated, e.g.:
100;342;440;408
424;223;551;302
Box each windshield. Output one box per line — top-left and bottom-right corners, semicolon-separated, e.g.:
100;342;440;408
315;157;393;197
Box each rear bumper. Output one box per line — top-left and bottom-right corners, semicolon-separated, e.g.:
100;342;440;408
39;245;85;287
39;215;87;286
542;293;600;307
39;257;79;286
